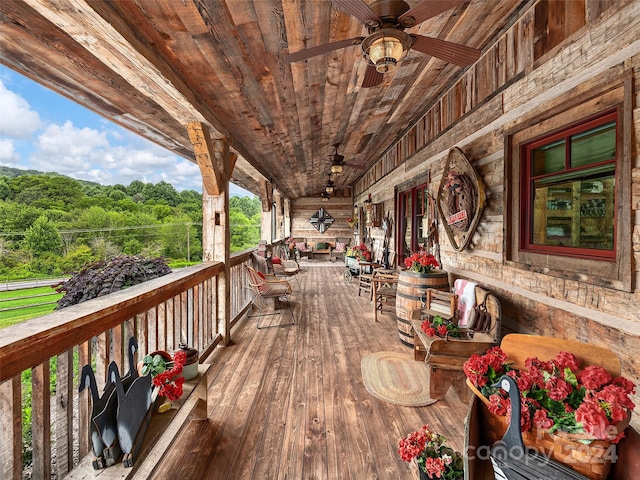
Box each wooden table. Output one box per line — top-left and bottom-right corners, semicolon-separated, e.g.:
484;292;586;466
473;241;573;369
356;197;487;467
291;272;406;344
371;269;398;322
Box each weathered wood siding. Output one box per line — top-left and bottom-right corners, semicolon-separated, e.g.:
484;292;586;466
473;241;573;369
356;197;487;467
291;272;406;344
291;192;354;243
354;0;640;428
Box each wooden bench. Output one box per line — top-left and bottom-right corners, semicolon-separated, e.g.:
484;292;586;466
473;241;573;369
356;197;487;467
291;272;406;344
64;363;212;479
411;286;501;402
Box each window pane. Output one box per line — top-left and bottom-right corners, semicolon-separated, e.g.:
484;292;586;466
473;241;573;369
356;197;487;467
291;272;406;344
571;122;616;168
532;139;565;176
402;195;412;257
531;173;614;251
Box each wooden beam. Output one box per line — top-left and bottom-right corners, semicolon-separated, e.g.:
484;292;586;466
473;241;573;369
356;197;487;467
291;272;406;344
187;122;224;196
259;180;273;212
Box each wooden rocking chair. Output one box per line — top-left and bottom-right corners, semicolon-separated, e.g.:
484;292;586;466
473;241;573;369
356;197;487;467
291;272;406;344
245;265;296;329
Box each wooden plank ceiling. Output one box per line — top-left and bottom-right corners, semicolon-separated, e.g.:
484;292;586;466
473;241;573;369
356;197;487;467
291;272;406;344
0;0;523;199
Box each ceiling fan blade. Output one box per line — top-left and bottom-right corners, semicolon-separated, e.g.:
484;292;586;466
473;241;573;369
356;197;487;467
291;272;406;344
410;35;480;67
284;37;364;63
332;0;381;27
398;0;466;27
361;64;384;88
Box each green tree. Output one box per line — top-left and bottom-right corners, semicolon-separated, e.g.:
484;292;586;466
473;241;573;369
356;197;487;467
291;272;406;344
230;195;260;218
229;210;260;253
10;175;84;209
23;215;63;256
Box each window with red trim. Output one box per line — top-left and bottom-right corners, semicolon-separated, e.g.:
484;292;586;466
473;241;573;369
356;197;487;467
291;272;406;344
397;182;429;264
520;110;617;260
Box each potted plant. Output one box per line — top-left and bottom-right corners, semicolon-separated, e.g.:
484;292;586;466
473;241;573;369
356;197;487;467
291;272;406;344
421;315;460;339
464;346;635;479
139;350;187;401
398;425;464;479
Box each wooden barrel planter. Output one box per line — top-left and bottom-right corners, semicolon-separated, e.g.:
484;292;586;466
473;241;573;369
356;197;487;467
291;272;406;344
395;270;450;347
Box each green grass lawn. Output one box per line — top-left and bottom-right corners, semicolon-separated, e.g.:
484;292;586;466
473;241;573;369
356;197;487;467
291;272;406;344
0;286;62;328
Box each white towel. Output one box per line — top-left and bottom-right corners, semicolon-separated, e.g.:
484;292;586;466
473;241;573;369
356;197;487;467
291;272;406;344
454;279;477;327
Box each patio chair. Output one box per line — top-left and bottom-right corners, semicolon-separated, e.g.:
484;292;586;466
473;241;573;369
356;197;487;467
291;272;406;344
294;241;313;260
245;265;296;329
328;238;349;262
269;256;301;291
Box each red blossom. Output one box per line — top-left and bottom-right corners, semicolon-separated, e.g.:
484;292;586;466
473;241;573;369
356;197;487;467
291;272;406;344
425;457;446;477
552;351;580;372
533;409;554;429
488;394;509;416
437;324;449;336
545;377;573;401
579;365;613;390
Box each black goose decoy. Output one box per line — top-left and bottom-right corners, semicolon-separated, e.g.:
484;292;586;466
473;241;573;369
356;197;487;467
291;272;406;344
107;360;152;457
490;375;590;480
78;365;118;469
102;337;141;465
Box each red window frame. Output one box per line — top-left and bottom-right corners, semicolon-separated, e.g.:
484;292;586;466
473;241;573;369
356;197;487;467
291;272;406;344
397;182;429;265
519;109;618;260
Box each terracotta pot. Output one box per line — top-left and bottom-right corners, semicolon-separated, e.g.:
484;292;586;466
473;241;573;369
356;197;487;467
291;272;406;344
137;350;172;377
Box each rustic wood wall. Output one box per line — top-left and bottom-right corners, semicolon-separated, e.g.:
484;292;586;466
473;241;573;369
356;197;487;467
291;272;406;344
352;0;640;428
290;191;355;244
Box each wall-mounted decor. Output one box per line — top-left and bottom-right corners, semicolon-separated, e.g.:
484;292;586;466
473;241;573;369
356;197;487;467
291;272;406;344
436;147;485;251
309;207;334;233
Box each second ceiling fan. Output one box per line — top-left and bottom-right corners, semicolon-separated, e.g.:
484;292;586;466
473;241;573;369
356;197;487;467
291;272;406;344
284;0;481;88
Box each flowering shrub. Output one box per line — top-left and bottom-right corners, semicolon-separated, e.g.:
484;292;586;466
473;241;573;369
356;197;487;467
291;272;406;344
350;242;371;261
421;315;460;339
463;347;635;443
403;252;439;273
141;350;187;401
398;425;464;479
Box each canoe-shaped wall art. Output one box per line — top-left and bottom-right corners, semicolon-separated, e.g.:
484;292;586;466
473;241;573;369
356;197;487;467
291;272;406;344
436;147;485;252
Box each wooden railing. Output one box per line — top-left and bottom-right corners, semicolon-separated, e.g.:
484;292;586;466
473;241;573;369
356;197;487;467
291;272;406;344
0;252;256;480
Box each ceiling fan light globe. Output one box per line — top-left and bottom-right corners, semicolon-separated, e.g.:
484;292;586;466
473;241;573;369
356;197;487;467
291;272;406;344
362;30;410;74
331;163;344;174
325;185;334;194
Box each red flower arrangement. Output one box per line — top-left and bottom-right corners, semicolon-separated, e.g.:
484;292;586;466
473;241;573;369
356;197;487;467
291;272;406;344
463;347;635;443
421;315;460;339
141;350;187;401
403;252;439;273
398;425;464;479
350;242;371;262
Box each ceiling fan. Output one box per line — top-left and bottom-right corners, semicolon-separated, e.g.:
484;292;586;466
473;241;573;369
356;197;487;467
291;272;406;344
328;142;368;172
284;0;481;88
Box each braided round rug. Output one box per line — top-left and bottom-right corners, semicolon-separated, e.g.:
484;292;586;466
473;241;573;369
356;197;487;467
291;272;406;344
361;351;437;407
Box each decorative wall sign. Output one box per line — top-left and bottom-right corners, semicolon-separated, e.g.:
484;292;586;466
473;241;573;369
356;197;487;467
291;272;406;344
309;207;334;233
436;147;485;251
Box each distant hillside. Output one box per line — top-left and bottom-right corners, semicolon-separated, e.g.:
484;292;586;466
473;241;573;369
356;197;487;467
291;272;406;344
0;166;101;188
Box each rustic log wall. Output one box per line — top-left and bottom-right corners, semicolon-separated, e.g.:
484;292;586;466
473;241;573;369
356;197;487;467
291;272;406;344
353;0;640;427
290;192;354;244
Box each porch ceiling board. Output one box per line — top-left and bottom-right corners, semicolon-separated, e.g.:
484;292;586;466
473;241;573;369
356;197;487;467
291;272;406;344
0;0;524;198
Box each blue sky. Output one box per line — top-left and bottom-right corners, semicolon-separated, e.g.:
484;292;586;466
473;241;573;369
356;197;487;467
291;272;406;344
0;65;253;197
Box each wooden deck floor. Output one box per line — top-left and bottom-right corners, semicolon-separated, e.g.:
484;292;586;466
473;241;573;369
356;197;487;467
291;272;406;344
152;263;469;479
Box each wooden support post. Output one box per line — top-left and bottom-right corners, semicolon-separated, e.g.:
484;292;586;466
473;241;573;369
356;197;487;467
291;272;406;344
259;180;274;242
187;122;234;346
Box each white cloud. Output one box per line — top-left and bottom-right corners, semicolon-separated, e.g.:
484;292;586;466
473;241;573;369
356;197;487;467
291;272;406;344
0;139;20;164
0;75;252;195
0;80;42;138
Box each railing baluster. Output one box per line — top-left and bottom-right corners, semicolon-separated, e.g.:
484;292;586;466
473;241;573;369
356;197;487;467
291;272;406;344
31;362;51;479
55;349;74;476
0;376;22;480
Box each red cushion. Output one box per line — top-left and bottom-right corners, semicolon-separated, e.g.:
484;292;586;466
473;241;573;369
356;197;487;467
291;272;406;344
272;257;282;264
257;271;265;279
